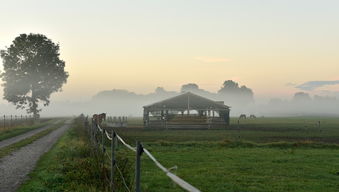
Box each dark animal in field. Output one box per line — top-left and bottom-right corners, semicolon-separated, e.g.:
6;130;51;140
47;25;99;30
239;114;246;119
92;113;106;125
250;114;256;118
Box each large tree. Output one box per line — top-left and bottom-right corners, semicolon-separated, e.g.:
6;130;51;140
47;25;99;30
0;33;68;118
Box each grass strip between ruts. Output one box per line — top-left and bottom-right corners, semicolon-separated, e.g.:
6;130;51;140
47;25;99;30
0;122;64;159
0;119;57;141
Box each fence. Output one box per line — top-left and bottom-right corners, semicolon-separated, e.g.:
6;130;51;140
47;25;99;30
106;116;128;128
0;115;35;129
86;119;201;192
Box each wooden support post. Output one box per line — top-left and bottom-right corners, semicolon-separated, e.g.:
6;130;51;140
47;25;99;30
10;115;12;127
135;141;143;192
237;120;240;139
95;124;99;152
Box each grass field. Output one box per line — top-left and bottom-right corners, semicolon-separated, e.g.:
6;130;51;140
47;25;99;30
111;116;339;192
117;117;339;144
20;116;339;192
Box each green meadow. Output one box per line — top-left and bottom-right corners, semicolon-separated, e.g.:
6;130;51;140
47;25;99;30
20;117;339;192
113;117;339;192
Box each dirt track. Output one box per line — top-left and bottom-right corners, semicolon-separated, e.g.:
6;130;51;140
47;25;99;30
0;119;72;192
0;119;62;149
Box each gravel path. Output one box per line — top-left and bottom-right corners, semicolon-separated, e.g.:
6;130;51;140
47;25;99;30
0;119;72;192
0;119;62;149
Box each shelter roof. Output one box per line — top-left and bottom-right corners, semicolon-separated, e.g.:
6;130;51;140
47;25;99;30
143;92;230;111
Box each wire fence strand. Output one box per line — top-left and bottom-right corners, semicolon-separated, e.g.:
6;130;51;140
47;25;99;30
116;163;132;192
93;122;201;192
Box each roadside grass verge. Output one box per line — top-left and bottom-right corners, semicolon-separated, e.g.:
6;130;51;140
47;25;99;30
0;119;57;141
0;121;64;159
18;117;108;192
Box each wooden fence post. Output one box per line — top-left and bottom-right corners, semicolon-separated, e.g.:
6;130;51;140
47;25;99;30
135;141;143;192
3;115;5;129
10;115;12;127
102;128;105;153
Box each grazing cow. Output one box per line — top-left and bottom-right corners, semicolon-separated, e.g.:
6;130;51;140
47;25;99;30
92;113;106;125
250;114;256;118
239;114;246;119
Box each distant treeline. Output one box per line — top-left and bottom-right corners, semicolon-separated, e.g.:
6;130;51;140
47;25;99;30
3;80;338;117
93;80;254;105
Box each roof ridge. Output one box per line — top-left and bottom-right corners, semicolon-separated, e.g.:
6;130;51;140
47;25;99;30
143;91;230;109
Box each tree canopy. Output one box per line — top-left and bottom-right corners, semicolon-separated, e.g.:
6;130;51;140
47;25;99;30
0;33;68;117
218;80;254;104
293;92;311;102
181;83;199;92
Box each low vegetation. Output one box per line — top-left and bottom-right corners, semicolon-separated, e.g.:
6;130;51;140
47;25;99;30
18;117;107;192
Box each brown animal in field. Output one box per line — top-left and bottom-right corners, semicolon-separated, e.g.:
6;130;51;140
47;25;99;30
239;114;246;119
250;114;256;118
92;113;106;125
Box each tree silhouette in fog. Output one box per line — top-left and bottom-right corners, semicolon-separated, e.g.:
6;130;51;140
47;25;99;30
293;92;311;102
218;80;253;104
181;83;199;92
0;33;68;118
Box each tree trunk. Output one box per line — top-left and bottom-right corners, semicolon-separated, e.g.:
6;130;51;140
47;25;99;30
31;87;39;121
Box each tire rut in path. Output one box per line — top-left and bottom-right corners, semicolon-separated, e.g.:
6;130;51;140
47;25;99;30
0;120;72;192
0;119;62;149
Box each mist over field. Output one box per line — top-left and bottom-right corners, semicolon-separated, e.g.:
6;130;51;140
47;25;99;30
1;81;337;117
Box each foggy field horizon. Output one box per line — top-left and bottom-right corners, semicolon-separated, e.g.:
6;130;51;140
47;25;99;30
1;82;339;117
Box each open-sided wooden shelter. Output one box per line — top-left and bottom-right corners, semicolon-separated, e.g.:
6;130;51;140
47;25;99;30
143;92;230;129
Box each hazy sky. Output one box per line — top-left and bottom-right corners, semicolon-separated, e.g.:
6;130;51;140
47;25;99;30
0;0;338;103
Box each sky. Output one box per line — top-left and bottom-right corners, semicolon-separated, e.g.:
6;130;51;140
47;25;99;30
0;0;339;104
